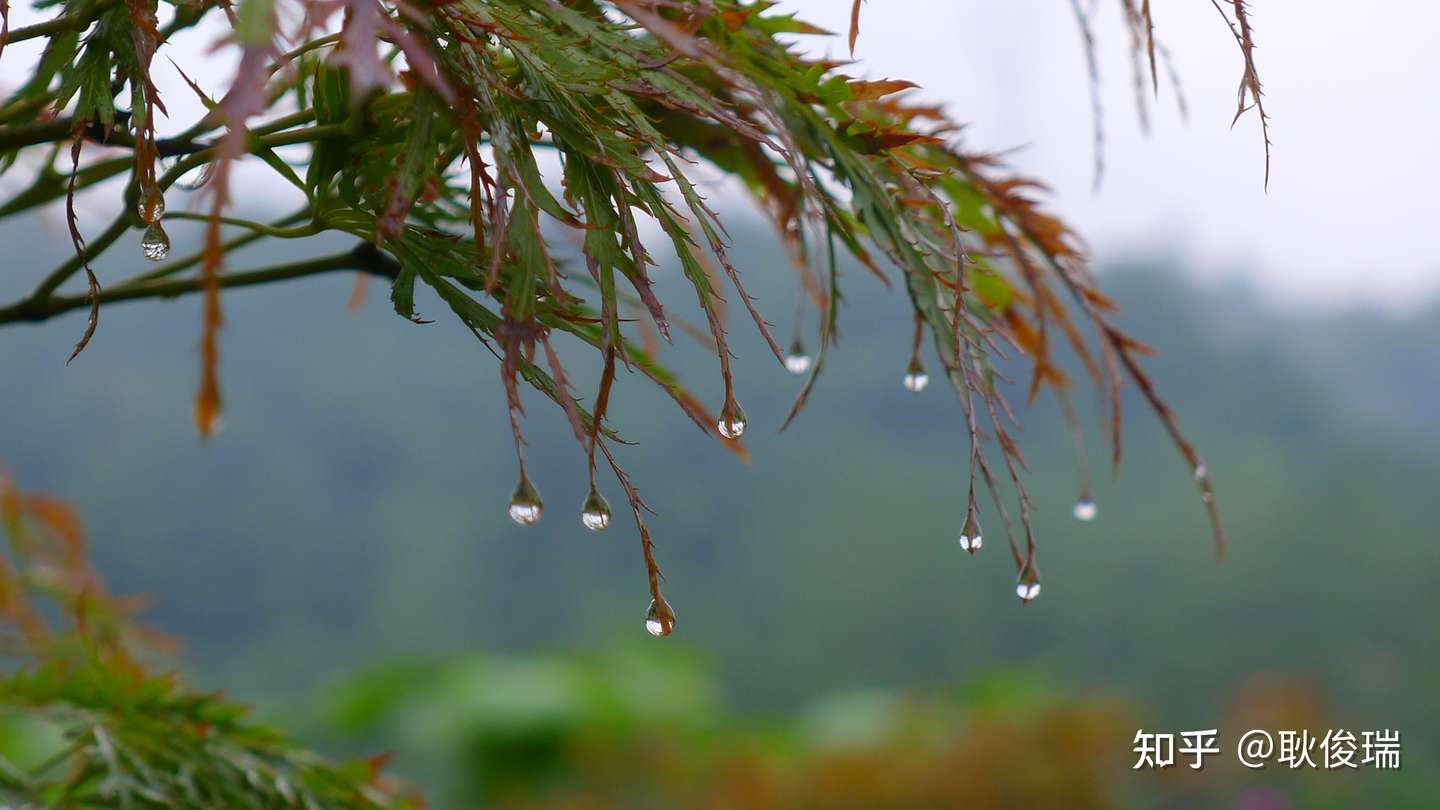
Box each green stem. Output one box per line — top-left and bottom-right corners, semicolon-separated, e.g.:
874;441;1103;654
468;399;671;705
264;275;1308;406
0;159;131;221
134;209;312;283
151;123;343;190
161;212;320;239
260;123;345;148
0;94;55;127
271;34;341;74
33;214;133;301
252;109;318;137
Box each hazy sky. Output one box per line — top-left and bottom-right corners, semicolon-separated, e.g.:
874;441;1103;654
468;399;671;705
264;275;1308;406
781;1;1440;310
5;2;1438;309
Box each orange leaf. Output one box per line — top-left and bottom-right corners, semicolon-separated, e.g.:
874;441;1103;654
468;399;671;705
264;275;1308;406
848;0;863;55
848;79;918;101
858;131;942;152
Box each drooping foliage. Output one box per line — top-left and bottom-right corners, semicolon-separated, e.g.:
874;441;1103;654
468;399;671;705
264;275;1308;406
0;1;1268;619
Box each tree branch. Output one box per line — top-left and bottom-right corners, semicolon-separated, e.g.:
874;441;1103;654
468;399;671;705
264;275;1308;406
3;0;122;46
0;243;398;326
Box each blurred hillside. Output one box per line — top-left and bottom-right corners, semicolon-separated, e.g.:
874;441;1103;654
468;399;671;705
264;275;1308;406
2;211;1438;805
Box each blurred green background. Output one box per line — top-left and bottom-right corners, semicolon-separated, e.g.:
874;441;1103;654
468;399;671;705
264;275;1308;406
2;211;1437;807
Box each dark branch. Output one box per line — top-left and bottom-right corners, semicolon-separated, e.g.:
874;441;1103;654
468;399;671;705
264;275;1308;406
0;115;209;156
0;243;398;326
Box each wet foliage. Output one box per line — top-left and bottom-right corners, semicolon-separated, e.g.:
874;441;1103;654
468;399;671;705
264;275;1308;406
0;0;1268;616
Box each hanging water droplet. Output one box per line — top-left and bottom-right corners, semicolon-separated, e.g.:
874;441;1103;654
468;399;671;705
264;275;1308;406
717;399;747;439
1072;499;1097;521
140;223;171;261
507;477;543;526
136;190;165;224
644;598;675;637
903;358;929;393
783;337;811;375
580;487;612;531
958;513;982;554
1015;581;1042;602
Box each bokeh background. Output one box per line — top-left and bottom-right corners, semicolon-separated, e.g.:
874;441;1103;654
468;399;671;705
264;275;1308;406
3;1;1439;808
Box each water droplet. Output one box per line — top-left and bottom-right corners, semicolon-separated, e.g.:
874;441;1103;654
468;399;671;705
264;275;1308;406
784;337;811;375
1015;581;1042;602
140;223;171;261
644;598;675;637
1072;499;1097;521
958;513;982;554
507;477;543;526
1194;462;1208;480
717;399;747;439
136;190;165;224
903;358;929;393
580;488;612;531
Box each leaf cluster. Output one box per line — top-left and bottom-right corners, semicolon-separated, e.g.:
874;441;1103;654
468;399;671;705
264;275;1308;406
0;0;1269;612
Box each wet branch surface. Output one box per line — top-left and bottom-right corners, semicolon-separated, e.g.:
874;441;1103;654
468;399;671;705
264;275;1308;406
0;242;398;325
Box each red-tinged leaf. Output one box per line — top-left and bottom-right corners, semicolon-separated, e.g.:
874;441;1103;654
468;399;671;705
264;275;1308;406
719;9;748;32
585;345;618;477
638;164;671;183
848;0;863;55
376;8;455;103
330;0;390;98
64;137;100;364
593;438;672;634
194;34;272;440
540;335;586;444
21;495;86;566
848;79;918;101
1211;0;1272;189
1082;286;1118;311
347;273;369;313
124;0;167;117
1142;0;1158;94
610;0;710;62
194;288;224;440
875;98;949;122
856;130;943;152
364;752;395;782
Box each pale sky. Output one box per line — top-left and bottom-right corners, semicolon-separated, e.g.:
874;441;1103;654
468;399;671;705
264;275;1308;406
5;1;1438;310
782;1;1440;311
